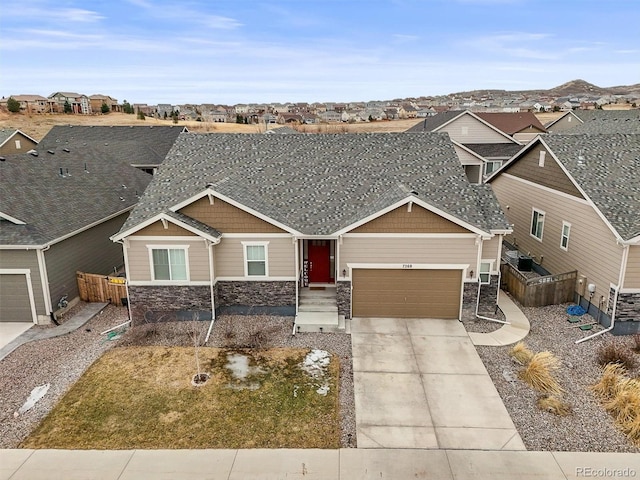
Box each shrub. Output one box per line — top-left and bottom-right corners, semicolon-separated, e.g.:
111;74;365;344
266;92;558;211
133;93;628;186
518;351;563;395
510;342;534;365
631;334;640;354
592;364;640;445
597;342;637;370
537;395;572;416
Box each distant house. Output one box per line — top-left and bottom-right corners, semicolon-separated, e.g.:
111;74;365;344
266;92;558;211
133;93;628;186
37;125;187;175
1;95;51;114
89;94;119;113
0;129;39;155
487;134;640;335
318;111;342;122
0;147;152;324
48;92;92;114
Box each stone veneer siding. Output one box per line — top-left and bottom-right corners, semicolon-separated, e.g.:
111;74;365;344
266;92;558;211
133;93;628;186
216;281;295;308
337;281;351;318
462;276;499;319
128;285;211;324
615;292;640;323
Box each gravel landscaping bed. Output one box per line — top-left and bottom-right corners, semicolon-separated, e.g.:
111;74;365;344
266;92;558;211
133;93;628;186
474;295;640;452
0;304;128;448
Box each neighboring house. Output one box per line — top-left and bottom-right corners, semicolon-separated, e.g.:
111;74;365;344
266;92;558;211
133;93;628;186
0;129;38;155
405;110;521;184
318;111;342;122
37;125;188;175
48;92;92;114
1;95;51;114
475;112;547;143
546;109;640;135
89;94;119;113
487;134;640;334
112;133;512;329
0;147;152;324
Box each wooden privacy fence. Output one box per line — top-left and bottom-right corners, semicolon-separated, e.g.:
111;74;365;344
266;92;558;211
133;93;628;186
500;263;577;307
77;271;127;306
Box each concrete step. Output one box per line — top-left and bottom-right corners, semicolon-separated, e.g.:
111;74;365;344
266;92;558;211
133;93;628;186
298;305;339;313
294;311;346;334
299;291;337;300
299;298;338;307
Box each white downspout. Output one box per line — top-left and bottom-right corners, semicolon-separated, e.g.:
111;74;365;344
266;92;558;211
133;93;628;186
116;239;133;326
205;240;217;343
295;237;299;315
36;246;52;321
576;244;629;344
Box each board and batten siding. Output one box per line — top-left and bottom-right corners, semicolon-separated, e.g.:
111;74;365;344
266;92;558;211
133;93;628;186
439;115;514;143
339;237;477;273
351;205;471;234
0;248;46;315
624;245;640;289
215;237;295;278
134;221;196;237
127;237;210;282
46;214;130;310
491;174;623;302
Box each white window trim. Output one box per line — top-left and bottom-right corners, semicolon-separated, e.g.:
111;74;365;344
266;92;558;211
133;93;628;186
242;241;269;278
479;259;494;284
146;245;190;282
483;160;502;176
560;221;571;251
530;208;545;242
538;150;546;167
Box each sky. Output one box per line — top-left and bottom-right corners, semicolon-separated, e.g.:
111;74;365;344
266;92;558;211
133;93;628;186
1;0;638;105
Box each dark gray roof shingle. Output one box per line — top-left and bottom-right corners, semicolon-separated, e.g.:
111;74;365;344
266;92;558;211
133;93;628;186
404;111;465;133
543;134;640;241
463;143;524;159
121;133;510;236
558;110;640;135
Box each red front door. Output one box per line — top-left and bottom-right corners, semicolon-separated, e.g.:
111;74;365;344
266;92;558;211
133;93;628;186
308;241;331;283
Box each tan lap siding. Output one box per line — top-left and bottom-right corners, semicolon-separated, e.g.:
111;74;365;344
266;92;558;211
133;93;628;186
215;237;295;278
481;236;501;261
339;237;477;273
624;245;640;289
440;115;514;143
491;175;623;299
126;238;210;282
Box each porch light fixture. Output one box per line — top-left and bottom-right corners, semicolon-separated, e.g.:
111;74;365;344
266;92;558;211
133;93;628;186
342;269;347;277
469;269;474;278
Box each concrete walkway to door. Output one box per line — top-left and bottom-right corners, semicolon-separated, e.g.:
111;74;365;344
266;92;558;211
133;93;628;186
351;318;524;451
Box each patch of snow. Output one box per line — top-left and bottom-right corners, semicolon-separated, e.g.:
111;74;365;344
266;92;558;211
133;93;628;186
300;350;331;396
16;384;50;415
225;353;264;391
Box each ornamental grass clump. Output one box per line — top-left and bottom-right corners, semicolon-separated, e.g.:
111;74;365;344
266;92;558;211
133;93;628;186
592;363;640;445
510;342;534;365
537;395;572;416
518;351;563;396
597;342;637;370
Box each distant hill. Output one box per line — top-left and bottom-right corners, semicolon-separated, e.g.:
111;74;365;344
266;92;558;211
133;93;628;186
448;79;640;99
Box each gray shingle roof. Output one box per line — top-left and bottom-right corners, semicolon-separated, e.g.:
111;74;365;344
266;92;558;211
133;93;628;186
543;134;640;241
121;133;510;236
463;143;524;159
559;110;640;135
0;146;152;246
0;129;17;145
405;111;465;133
38;125;186;167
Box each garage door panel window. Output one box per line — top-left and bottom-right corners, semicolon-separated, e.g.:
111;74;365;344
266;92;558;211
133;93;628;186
151;248;188;281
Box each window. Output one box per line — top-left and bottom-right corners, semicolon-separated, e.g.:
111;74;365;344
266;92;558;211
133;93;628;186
151;248;188;281
480;261;492;284
243;242;268;277
560;222;571;251
531;209;545;241
461;126;469;135
484;161;502;176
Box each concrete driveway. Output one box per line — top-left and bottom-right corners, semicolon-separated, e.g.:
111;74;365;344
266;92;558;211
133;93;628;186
351;317;525;450
0;322;33;350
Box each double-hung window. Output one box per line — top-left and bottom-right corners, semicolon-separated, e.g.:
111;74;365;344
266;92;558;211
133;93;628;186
484;161;501;176
150;247;188;281
560;222;571;251
479;261;492;284
531;209;545;241
243;242;268;277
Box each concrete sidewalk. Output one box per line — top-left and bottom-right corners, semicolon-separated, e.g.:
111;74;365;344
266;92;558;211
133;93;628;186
0;303;109;361
467;291;530;347
2;448;639;479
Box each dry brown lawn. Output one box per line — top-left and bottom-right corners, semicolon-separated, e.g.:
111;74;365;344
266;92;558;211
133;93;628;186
0;110;422;141
21;346;340;449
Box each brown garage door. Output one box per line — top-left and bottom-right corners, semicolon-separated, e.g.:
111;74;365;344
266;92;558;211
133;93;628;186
352;269;462;319
0;274;33;322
